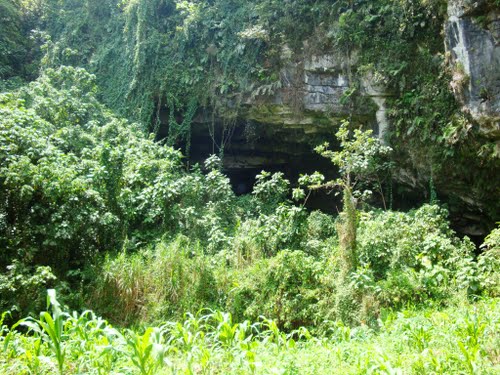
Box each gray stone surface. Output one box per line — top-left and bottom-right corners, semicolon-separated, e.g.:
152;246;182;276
360;72;392;144
446;0;500;138
246;51;381;136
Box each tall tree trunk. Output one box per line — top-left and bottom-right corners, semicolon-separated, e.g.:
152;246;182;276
337;185;357;278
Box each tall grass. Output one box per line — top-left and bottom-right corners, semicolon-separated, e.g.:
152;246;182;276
90;235;218;325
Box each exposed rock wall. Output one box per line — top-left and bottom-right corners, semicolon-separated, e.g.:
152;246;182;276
179;4;500;236
446;0;500;138
441;0;500;235
244;50;378;134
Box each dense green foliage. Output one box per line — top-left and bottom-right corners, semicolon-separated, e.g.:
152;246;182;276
0;67;236;315
0;0;26;79
1;67;498;329
23;0;497;220
1;0;499;373
0;0;42;83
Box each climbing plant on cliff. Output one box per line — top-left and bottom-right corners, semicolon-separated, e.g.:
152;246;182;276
0;0;25;79
38;0;276;131
0;0;43;82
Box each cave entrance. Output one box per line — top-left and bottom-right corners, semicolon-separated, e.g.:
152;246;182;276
154;110;343;212
154;111;440;215
189;118;340;210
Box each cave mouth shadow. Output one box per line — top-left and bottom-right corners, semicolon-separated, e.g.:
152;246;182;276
185;118;343;213
157;116;425;216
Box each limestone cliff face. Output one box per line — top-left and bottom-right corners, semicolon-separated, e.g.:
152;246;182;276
184;4;500;236
188;49;380;171
246;52;361;126
243;50;386;140
446;0;500;138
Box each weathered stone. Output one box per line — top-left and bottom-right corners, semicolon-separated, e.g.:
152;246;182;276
304;73;348;87
303;90;349;112
360;72;393;144
243;50;380;133
304;53;358;72
446;0;500;138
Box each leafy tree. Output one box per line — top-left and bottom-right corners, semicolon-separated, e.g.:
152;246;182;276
308;121;392;323
0;0;26;79
0;66;239;317
252;171;290;213
315;120;392;274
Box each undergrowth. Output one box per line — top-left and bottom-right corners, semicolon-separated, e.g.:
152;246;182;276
1;290;499;374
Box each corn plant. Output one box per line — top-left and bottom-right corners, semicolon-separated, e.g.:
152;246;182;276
16;289;67;375
0;292;499;374
455;310;488;373
325;320;352;343
126;328;156;375
65;310;122;373
406;323;432;352
369;351;403;375
259;317;289;348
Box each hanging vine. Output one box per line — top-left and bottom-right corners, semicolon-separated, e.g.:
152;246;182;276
166;97;198;158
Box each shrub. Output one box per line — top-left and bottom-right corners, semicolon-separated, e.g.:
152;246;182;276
302;210;337;258
226;250;321;330
0;67;240;318
354;205;479;309
477;226;500;297
0;262;56;320
357;205;474;279
252;171;290;213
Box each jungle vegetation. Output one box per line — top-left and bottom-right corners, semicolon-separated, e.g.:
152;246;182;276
0;0;499;373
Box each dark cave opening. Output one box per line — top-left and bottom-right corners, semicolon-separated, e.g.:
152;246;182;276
189;118;344;212
155;113;439;214
153;110;345;211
